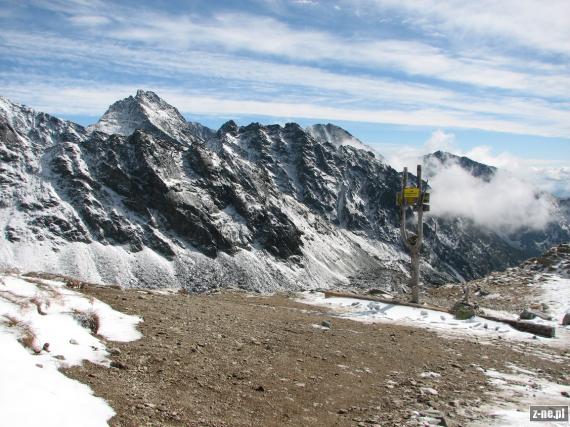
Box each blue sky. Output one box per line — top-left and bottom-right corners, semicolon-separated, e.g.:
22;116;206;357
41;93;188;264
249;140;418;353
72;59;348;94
0;0;569;192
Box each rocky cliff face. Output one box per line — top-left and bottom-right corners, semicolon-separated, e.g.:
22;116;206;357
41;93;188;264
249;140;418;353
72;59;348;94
0;91;568;291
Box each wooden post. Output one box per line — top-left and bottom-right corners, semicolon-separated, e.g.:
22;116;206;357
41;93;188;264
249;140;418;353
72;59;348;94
399;165;425;303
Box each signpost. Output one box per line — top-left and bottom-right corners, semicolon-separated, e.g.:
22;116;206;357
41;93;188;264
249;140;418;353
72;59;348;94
398;165;429;303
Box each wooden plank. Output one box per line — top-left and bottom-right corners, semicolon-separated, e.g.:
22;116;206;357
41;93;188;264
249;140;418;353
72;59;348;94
323;291;556;338
478;314;556;338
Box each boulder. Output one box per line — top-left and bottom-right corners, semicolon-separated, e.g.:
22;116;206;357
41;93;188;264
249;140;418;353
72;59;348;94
451;302;476;320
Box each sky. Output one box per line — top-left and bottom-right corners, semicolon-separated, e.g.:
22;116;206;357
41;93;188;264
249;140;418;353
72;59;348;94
0;0;569;196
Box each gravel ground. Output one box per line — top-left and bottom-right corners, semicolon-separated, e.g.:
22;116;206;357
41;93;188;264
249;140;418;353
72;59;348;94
62;286;569;427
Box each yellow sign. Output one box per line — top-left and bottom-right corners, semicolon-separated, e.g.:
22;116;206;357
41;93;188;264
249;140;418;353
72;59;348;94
403;187;420;198
397;189;430;207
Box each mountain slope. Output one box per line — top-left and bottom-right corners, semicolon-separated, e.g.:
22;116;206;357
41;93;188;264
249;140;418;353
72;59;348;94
1;92;568;291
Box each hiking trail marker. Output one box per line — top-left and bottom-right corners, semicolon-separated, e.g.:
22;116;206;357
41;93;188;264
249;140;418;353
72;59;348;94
397;165;430;303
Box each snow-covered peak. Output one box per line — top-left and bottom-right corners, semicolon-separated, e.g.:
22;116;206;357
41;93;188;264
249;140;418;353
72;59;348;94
88;90;190;141
0;96;83;146
0;96;34;128
307;123;384;161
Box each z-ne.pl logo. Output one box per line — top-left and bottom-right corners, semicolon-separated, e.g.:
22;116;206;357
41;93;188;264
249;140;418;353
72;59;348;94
530;405;568;422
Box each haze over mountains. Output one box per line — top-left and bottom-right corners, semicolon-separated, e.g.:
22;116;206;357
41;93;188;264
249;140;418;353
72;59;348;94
1;90;568;291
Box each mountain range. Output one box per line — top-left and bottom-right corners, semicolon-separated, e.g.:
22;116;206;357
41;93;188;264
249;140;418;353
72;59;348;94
1;90;568;291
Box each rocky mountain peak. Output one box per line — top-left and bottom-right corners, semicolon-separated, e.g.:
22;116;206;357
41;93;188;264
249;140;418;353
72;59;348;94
217;120;239;136
87;90;192;142
307;123;383;160
424;150;497;181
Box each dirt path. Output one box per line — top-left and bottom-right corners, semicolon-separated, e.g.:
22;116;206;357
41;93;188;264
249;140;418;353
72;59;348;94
63;286;569;427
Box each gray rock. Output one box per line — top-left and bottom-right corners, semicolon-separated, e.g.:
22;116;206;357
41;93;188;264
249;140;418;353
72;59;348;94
520;308;552;321
451;302;476;320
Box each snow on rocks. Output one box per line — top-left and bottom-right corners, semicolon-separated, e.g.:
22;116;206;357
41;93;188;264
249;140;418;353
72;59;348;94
298;292;564;344
0;273;142;426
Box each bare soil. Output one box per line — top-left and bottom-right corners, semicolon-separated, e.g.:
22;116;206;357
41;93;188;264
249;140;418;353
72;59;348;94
63;286;570;427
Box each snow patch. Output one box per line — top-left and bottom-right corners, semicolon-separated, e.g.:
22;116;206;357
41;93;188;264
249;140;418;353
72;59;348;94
474;367;570;427
0;273;142;426
298;292;562;344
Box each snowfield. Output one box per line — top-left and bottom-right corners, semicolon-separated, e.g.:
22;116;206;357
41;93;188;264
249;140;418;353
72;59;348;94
0;273;142;426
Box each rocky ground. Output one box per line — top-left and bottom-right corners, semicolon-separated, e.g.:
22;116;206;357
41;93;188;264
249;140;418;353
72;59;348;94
426;243;570;314
61;283;569;427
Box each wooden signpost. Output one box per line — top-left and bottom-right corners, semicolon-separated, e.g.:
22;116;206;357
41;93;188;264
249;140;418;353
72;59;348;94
397;165;429;303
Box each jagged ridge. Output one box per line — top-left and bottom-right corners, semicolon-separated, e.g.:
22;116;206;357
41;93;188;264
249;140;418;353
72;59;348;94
0;91;568;291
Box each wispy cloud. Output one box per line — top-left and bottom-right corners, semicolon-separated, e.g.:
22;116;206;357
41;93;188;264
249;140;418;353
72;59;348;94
98;11;570;95
1;28;569;138
356;0;570;56
1;0;569;144
67;15;111;26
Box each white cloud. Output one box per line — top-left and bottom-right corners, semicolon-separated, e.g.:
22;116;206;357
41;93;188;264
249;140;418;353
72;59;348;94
378;130;570;206
429;163;556;232
2;2;569;144
100;11;570;95
356;0;570;56
424;129;456;152
68;15;111;26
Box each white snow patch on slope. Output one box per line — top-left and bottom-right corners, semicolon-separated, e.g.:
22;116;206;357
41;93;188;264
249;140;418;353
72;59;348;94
298;293;559;344
540;276;570;325
0;273;142;426
474;366;570;427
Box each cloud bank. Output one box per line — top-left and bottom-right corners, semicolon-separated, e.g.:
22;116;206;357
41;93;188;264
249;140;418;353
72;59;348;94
427;161;556;233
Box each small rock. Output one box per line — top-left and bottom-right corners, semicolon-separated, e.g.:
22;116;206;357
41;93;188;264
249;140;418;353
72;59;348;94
520;308;552;321
42;342;50;352
110;361;128;370
420;387;438;396
253;385;265;392
69;339;78;345
54;354;66;361
562;391;570;398
321;320;331;329
562;312;570;326
109;347;121;356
